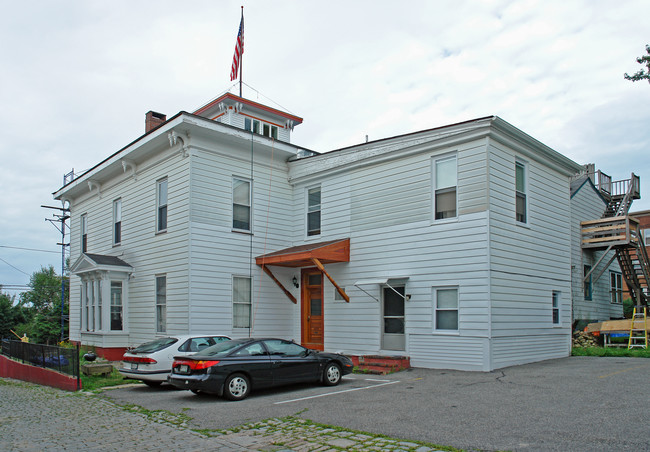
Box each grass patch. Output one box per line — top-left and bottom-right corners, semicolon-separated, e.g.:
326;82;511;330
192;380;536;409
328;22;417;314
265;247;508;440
80;366;135;391
572;346;650;358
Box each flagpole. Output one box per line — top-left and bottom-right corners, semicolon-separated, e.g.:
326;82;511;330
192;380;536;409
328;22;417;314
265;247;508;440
239;6;243;98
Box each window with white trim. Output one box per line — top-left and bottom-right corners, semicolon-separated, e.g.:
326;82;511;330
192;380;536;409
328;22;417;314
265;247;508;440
96;280;102;330
156;276;166;333
515;160;527;223
434;287;458;331
233;276;251;328
610;272;623;304
233;177;251;231
552;291;560;324
113;199;122;246
244;118;260;134
156;178;168;233
307;186;321;236
111;281;123;331
81;214;88;253
434;155;457;220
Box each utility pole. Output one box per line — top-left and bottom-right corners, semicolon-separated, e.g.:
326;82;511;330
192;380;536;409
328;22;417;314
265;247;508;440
42;204;70;341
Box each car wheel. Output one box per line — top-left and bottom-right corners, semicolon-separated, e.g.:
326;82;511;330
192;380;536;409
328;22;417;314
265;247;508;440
223;373;250;401
323;362;341;386
143;380;162;387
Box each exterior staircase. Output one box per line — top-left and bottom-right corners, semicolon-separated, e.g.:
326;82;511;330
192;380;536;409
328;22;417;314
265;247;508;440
350;355;410;375
581;170;648;306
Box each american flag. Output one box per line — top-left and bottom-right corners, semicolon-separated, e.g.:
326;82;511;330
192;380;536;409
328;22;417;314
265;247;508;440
230;15;244;81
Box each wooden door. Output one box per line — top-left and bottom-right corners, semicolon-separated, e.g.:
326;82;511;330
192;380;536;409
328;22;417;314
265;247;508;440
301;268;324;350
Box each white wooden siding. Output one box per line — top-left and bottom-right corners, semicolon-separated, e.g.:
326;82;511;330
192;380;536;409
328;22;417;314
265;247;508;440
187;140;297;338
68;146;191;348
486;139;572;366
491;333;569;368
290;136;493;367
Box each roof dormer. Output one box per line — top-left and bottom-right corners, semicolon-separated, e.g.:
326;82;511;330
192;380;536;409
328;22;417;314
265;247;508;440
193;93;303;143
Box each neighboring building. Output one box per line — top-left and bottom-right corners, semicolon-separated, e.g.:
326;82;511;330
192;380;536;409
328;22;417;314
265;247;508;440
570;173;623;325
55;93;635;370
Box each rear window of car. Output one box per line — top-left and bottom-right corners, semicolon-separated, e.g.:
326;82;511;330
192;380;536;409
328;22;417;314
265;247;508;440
198;339;251;357
131;337;178;353
178;336;231;353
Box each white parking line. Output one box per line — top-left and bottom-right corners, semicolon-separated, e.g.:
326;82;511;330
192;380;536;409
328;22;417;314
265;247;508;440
274;380;400;405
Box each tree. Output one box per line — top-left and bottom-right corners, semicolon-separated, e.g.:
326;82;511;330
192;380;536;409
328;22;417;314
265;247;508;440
17;266;69;344
624;44;650;84
0;291;28;339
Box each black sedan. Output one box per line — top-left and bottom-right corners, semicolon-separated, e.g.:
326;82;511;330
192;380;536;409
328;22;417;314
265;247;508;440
167;338;354;400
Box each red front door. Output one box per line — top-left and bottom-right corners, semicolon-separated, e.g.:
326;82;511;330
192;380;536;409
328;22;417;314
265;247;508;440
301;268;324;350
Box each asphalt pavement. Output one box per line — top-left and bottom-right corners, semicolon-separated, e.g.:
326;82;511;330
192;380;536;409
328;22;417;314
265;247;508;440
103;356;650;451
2;356;650;451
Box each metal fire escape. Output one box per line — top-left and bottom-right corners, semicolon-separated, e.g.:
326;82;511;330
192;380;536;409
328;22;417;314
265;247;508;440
581;170;648;307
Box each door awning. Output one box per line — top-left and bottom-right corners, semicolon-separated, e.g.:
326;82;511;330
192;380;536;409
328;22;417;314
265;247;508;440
256;238;350;303
354;277;410;302
255;238;350;267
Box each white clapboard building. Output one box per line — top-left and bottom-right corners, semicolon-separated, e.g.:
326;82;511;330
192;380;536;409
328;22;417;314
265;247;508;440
55;93;629;370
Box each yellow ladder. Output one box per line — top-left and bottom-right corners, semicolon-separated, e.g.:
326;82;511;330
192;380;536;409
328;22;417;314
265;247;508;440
628;307;648;349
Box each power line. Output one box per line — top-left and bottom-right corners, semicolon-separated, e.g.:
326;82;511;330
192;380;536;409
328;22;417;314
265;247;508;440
0;256;30;276
0;245;61;254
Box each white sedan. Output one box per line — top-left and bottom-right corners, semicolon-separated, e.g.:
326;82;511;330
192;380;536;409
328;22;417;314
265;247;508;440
119;334;231;386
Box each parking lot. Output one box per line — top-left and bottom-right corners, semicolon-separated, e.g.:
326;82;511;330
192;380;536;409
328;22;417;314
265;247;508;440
103;356;650;451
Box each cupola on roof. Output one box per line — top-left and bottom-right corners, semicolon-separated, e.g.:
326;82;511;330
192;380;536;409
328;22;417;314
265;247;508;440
193;93;303;143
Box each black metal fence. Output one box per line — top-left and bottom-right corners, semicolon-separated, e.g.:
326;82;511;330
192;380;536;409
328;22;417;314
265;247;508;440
1;339;80;380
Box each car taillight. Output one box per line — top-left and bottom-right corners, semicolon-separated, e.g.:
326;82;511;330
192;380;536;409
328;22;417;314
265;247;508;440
173;359;220;370
123;356;157;364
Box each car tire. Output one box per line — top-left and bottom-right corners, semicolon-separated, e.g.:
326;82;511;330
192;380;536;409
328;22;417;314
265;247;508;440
323;362;341;386
143;380;162;387
223;373;250;401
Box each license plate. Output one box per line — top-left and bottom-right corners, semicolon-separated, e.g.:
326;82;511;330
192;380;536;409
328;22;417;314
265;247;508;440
131;363;138;370
179;364;189;373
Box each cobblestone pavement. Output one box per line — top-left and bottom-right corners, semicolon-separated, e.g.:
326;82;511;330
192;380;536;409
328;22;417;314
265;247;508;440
0;379;450;452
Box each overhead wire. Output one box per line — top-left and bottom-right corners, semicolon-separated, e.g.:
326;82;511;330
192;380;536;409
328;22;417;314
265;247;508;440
0;245;60;254
251;135;276;335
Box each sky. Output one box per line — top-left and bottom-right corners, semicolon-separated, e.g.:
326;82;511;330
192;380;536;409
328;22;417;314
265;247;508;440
1;0;649;298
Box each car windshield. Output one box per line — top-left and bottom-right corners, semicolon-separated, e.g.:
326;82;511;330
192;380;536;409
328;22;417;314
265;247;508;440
197;339;252;357
131;337;178;353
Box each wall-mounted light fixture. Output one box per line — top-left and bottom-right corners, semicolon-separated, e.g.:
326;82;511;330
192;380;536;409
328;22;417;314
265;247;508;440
292;276;299;288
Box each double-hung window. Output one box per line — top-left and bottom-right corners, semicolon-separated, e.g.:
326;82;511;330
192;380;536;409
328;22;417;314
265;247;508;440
434;287;458;331
515;161;527;223
552;291;560;325
157;178;168;233
263;123;278;139
244;118;260;134
307;186;321;236
233;276;251;328
80;214;88;253
110;281;123;331
584;265;593;301
233;177;251;231
113;199;122;246
434;155;457;220
156;276;166;333
610;272;623;304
